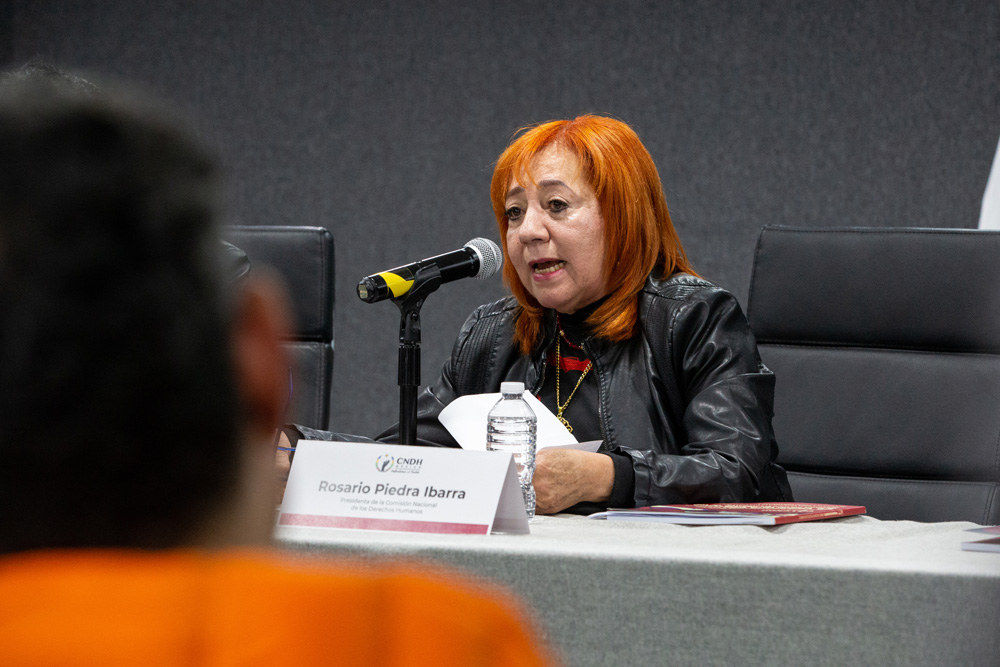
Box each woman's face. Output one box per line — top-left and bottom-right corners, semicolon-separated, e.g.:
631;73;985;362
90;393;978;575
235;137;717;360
504;145;608;314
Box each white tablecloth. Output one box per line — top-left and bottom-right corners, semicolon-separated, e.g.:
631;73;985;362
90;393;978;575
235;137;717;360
276;515;1000;666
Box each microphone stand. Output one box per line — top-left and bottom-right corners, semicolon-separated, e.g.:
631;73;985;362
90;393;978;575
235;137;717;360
391;265;442;447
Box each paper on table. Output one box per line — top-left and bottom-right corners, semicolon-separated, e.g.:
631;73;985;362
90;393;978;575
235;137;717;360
438;391;601;453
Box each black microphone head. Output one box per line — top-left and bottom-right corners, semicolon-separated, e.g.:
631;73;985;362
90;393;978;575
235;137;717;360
464;238;503;279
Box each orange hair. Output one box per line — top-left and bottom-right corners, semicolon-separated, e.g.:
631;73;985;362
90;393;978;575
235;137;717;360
490;115;697;354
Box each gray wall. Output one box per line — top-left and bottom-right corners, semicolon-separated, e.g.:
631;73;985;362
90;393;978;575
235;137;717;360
0;5;10;65
5;1;999;436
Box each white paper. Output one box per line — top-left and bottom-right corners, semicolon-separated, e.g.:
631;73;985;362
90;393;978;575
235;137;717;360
438;391;601;453
980;135;1000;229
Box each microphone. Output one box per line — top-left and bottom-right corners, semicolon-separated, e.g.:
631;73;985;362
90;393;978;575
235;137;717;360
357;237;503;303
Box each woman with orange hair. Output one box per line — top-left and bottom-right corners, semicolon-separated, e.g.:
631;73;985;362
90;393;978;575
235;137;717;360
291;115;792;514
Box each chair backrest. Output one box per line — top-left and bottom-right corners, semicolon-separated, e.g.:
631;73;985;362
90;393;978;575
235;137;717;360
222;225;334;431
746;226;1000;523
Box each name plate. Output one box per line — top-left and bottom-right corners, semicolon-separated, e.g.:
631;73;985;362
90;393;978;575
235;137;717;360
278;440;529;535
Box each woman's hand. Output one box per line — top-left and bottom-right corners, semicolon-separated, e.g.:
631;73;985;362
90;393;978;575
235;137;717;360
533;449;615;514
274;431;293;504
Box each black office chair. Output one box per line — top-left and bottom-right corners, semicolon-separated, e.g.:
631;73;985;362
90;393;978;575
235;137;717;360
746;226;1000;523
221;225;334;431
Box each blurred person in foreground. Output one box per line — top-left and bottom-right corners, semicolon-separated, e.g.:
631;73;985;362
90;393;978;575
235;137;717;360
0;79;554;666
285;115;792;515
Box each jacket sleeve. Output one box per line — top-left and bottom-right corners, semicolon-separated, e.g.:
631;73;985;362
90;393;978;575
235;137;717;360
621;287;789;505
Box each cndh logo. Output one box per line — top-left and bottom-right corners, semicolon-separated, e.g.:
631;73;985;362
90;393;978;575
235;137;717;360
375;455;394;472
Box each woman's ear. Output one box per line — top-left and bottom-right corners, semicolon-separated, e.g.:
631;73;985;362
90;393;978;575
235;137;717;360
229;271;294;440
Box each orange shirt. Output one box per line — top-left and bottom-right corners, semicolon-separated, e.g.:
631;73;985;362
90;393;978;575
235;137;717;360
0;549;557;666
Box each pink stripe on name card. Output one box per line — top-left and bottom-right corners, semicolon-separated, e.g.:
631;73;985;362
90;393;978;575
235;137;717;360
278;513;489;535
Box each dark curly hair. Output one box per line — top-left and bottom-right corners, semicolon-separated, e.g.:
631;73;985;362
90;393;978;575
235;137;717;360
0;76;243;553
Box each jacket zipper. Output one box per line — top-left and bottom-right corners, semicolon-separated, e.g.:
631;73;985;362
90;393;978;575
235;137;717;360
530;338;553;396
580;339;609;448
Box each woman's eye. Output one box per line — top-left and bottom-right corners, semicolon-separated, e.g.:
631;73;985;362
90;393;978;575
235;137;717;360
505;206;523;220
549;199;568;212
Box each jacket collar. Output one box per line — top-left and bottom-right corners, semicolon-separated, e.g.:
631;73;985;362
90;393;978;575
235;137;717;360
538;297;612;358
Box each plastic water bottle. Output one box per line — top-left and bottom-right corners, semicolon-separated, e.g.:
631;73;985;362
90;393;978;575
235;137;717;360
487;381;538;520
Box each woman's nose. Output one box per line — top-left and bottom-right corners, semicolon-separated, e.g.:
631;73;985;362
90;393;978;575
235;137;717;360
518;205;549;243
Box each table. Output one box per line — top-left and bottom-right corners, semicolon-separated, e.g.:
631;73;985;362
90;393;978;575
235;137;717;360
276;515;1000;666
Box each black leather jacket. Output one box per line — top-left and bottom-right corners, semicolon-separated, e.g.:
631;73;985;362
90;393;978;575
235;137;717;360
373;273;792;506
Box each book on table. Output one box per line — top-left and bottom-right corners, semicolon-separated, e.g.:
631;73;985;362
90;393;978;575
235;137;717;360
587;502;866;525
961;536;1000;553
961;527;1000;553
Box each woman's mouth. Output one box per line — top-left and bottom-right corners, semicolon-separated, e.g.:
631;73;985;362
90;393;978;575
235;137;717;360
532;260;566;275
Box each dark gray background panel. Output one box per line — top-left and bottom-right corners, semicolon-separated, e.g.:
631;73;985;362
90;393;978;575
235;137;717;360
4;0;998;436
0;3;10;66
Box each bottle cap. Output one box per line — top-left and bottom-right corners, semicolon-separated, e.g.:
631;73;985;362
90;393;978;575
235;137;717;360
500;381;525;395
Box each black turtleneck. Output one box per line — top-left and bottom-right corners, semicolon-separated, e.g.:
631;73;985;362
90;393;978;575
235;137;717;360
535;299;636;512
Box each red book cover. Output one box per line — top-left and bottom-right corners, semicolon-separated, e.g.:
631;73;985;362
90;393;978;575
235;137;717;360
588;502;866;525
